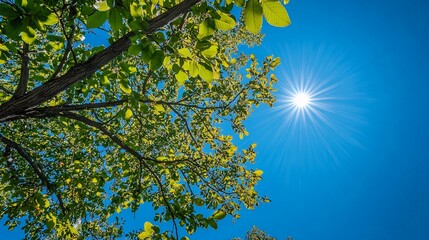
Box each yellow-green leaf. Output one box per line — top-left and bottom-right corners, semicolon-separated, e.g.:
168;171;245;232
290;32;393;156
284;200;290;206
175;70;188;85
262;0;291;27
156;156;168;161
234;0;245;7
21;27;36;44
214;11;236;31
201;44;218;58
102;75;110;86
198;63;213;83
178;48;192;58
43;13;59;25
119;81;132;94
125;108;133;120
144;221;154;234
189;61;199;78
254;169;263;176
213;210;226;220
130;3;143;18
95;1;110;11
138;232;151;240
154;104;165;113
197;19;215;39
244;0;263;33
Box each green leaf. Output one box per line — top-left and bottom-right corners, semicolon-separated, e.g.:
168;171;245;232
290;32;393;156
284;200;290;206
102;75;110;86
109;7;123;32
234;0;245;7
140;46;154;62
42;13;59;25
154;104;165;113
175;70;188;85
201;44;218;58
0;43;8;51
149;50;164;71
87;11;109;29
189;60;199;78
0;4;19;18
178;48;192;58
244;0;263;33
156;156;168;161
213;210;226;220
198;63;213;83
194;198;204;206
119;81;132;94
95;0;110;11
68;225;79;235
262;0;291;27
197;19;215;39
125;108;133;120
17;0;27;7
208;219;218;229
214;11;236;31
21;27;36;44
130;3;143;18
128;43;141;56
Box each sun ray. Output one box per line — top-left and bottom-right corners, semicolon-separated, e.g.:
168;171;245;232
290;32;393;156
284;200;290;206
249;44;371;176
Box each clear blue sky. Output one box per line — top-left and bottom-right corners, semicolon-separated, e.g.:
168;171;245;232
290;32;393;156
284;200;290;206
191;0;429;239
2;0;429;239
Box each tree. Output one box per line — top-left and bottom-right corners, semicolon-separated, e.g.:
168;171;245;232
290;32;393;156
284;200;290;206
0;0;290;238
232;226;293;240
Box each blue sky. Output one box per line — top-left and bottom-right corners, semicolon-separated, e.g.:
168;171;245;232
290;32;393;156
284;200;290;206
2;0;429;239
192;0;429;239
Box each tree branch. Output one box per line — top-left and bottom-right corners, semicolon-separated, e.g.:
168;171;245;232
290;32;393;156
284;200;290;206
13;43;29;97
0;134;67;213
58;111;180;239
0;0;201;119
167;105;198;146
50;15;77;80
0;85;13;95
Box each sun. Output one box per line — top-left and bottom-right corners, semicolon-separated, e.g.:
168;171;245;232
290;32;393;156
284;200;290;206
293;92;311;108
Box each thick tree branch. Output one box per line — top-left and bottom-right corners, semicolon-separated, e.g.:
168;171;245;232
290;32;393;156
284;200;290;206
0;0;201;119
13;43;29;97
0;134;67;213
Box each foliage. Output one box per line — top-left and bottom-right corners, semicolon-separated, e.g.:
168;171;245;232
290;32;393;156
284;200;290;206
0;0;290;238
232;225;293;240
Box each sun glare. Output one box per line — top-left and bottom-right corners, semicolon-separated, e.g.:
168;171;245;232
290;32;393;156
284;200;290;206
292;92;311;108
263;45;367;165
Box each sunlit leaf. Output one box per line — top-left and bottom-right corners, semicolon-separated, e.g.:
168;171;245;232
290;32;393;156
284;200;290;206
262;0;291;27
244;0;263;33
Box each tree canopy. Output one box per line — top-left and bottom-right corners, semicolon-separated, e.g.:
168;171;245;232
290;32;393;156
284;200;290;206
0;0;290;238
